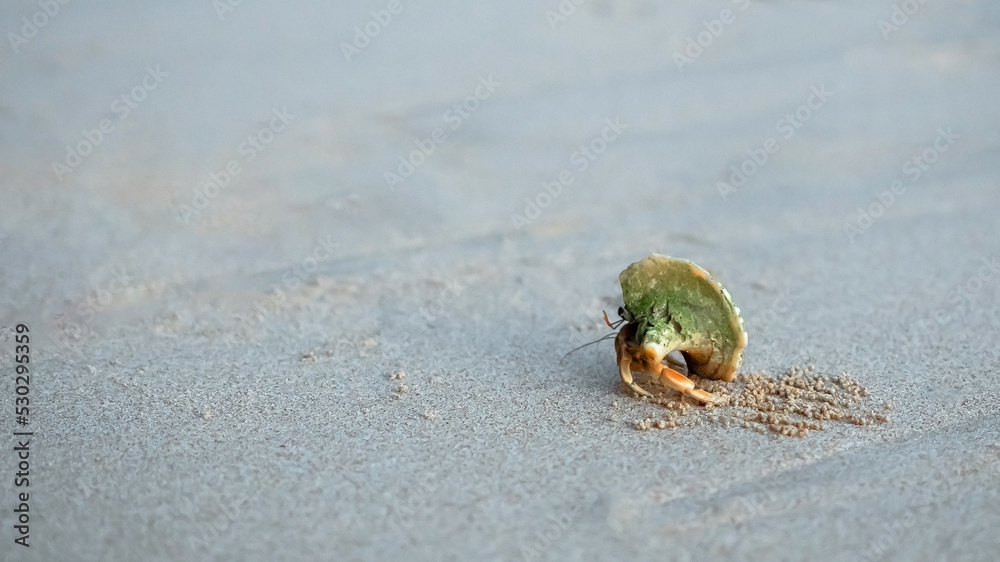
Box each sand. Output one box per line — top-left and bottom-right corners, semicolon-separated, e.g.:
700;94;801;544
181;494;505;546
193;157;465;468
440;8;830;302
1;1;999;560
633;367;889;437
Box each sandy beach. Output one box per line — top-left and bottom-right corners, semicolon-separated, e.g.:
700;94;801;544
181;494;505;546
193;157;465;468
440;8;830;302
1;1;999;560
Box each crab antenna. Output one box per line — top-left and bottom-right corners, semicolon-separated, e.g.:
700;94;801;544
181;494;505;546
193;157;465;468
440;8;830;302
602;310;625;329
560;331;618;363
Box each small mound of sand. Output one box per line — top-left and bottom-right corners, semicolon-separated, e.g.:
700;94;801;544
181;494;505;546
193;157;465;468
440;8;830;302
632;365;890;438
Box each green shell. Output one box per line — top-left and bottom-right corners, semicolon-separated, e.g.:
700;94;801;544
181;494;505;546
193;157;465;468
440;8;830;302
619;254;747;381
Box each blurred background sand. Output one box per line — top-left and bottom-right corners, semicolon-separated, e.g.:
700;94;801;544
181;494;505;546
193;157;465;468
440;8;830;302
1;1;999;560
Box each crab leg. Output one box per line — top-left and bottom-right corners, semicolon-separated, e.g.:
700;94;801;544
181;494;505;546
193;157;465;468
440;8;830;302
654;363;716;404
617;349;654;398
616;324;714;403
616;325;654;398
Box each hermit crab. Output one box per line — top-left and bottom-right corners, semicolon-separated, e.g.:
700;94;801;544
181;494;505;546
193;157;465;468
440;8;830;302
611;255;747;404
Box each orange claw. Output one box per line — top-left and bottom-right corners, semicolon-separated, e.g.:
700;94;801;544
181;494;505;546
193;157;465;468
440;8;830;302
658;366;695;392
657;364;716;404
603;310;615;328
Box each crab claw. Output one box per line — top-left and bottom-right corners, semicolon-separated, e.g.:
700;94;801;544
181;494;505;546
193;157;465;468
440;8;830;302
616;324;653;398
656;364;717;405
616;323;716;404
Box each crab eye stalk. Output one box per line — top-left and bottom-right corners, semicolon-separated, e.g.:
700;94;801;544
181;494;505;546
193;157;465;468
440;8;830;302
617;306;632;322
